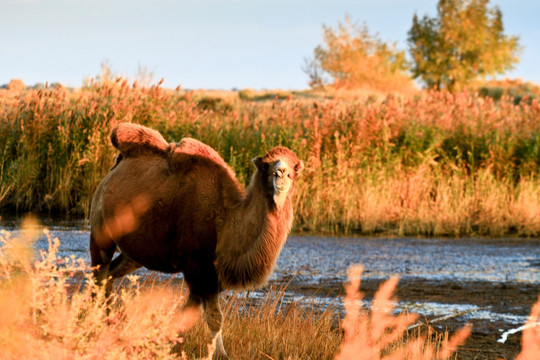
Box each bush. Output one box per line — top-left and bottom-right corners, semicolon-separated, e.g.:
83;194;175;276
7;79;25;91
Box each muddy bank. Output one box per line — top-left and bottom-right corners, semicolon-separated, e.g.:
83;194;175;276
281;277;538;360
394;279;537;360
271;235;540;360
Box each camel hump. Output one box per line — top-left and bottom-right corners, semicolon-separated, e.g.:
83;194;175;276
176;138;223;161
110;123;169;158
169;138;237;180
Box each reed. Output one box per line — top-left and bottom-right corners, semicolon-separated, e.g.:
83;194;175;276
1;81;539;236
517;295;540;360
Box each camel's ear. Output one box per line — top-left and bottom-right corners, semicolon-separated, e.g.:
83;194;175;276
294;161;304;175
252;157;269;172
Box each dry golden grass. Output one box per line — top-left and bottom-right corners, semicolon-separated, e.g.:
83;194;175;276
297;164;540;236
0;218;187;360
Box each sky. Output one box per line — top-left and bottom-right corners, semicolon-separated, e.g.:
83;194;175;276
2;0;539;90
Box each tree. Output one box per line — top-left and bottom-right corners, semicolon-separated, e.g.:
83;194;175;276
304;15;412;91
8;79;25;91
408;0;520;91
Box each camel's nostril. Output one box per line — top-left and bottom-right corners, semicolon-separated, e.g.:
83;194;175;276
274;169;286;178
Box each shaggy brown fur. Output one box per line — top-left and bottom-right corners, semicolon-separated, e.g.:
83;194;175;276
90;122;303;359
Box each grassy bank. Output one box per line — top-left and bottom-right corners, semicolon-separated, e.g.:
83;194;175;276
1;81;539;236
0;222;481;359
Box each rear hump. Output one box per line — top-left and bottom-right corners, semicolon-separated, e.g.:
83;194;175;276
111;123;169;158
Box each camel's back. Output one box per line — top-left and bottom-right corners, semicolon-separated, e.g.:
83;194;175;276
95;124;242;226
109;123;240;194
168;138;244;204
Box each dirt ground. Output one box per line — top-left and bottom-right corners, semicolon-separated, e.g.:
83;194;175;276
286;278;539;360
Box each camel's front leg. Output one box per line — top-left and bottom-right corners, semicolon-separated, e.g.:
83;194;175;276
203;293;228;359
183;262;226;359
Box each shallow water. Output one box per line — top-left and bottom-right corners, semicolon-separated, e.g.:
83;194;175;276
277;235;540;284
4;221;538;285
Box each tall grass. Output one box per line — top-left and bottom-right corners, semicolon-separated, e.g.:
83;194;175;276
1;81;539;236
0;223;482;359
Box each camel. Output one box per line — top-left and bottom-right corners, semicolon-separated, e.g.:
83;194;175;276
89;122;303;358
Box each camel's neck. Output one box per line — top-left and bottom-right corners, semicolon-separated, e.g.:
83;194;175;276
215;173;293;290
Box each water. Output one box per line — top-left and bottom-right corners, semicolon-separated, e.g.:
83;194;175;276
276;235;540;284
5;223;538;285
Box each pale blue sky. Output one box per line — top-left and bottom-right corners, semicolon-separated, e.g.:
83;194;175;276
2;0;538;89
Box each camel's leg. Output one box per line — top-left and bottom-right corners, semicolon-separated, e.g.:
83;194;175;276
169;291;204;356
90;233;116;290
182;292;203;312
183;262;227;359
203;293;227;359
106;252;142;296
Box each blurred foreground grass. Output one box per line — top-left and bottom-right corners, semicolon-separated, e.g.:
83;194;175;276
0;220;498;359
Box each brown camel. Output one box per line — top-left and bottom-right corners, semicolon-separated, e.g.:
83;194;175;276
90;122;303;358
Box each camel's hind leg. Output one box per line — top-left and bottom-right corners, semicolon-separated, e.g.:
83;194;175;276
106;252;142;295
90;233;116;292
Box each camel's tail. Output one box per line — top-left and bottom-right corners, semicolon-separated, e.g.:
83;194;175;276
110;123;169;159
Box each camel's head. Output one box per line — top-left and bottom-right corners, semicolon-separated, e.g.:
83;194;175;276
253;147;304;208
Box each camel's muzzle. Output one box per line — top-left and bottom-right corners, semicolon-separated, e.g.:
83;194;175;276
272;161;288;194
